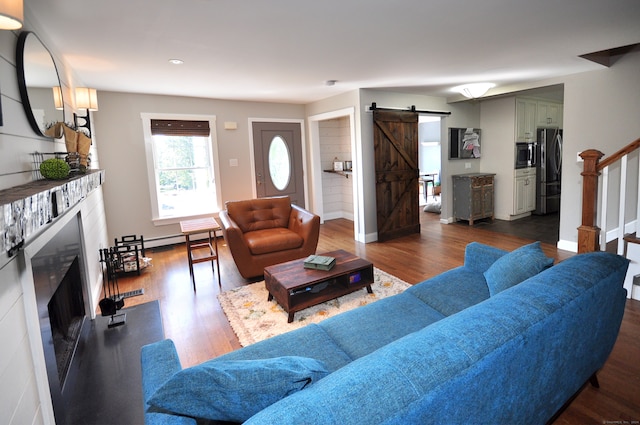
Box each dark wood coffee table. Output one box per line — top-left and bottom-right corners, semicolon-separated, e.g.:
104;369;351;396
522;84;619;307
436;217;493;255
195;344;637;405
264;249;374;322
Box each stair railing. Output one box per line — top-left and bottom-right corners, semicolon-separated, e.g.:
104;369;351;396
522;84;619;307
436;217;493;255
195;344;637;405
579;137;640;254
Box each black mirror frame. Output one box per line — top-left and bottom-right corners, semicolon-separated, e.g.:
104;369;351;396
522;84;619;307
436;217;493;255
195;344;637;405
16;31;65;138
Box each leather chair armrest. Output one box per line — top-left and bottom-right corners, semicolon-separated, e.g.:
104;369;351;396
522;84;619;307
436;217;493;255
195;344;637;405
219;210;252;260
289;205;320;251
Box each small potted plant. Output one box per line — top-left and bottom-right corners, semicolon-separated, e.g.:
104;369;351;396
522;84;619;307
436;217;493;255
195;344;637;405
39;158;70;180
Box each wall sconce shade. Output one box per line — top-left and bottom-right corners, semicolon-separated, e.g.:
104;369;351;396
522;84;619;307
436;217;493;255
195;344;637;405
0;0;23;30
452;83;495;99
52;86;64;110
74;87;98;137
75;87;99;110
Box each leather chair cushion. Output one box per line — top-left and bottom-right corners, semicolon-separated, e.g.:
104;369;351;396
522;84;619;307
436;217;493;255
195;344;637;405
244;228;304;255
227;198;291;233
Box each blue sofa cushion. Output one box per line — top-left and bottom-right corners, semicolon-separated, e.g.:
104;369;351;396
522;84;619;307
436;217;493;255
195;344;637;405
147;356;329;423
483;241;553;296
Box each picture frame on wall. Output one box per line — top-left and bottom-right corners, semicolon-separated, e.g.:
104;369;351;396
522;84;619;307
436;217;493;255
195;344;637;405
449;127;481;159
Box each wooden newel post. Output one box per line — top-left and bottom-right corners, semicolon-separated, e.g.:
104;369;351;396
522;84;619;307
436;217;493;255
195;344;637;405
578;149;604;253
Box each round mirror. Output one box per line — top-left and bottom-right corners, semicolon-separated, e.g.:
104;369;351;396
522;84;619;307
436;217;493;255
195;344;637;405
16;31;65;138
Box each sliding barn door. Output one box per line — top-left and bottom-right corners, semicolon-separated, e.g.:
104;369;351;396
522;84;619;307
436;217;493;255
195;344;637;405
373;110;420;242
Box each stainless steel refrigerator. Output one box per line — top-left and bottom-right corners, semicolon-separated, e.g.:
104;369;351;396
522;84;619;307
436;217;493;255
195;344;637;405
535;128;562;215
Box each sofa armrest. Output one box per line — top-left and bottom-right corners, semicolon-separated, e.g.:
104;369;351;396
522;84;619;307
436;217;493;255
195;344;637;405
463;242;508;273
141;339;195;425
288;205;320;251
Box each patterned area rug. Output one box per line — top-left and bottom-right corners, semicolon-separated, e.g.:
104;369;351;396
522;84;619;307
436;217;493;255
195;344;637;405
218;268;411;346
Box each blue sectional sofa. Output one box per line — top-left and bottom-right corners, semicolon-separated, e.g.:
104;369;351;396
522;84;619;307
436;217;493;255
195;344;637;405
141;242;629;424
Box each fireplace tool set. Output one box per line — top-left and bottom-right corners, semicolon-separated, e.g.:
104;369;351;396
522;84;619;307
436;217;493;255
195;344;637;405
99;248;126;328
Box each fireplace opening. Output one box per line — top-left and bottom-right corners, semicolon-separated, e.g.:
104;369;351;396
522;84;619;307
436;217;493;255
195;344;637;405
47;256;85;388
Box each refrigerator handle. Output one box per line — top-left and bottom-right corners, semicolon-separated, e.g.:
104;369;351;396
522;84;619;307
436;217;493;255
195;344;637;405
529;143;536;167
555;133;563;174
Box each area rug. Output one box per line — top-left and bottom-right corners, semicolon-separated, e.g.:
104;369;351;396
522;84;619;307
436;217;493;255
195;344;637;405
218;268;411;346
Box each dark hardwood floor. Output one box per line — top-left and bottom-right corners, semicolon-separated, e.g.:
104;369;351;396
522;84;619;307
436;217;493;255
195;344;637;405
117;212;639;424
455;212;560;245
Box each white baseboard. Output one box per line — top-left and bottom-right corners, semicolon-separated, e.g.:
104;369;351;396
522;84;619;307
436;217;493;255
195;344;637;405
323;211;354;221
557;239;578;253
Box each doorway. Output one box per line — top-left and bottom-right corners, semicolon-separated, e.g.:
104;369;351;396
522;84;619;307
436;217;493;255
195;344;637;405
418;115;442;210
251;121;305;207
308;107;362;242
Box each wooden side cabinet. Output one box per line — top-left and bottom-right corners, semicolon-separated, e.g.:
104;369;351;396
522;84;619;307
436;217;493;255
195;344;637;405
452;173;495;225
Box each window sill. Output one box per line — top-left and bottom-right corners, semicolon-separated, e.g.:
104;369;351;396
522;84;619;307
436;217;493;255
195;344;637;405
152;211;219;227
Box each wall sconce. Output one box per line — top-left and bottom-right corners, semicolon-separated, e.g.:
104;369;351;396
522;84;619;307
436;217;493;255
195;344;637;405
0;0;23;30
52;86;64;110
452;83;495;99
74;87;98;137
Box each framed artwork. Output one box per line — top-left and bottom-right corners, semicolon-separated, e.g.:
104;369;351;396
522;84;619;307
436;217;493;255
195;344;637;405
449;127;481;159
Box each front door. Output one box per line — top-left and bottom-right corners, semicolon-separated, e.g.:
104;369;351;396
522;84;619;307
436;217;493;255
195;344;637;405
373;110;420;241
252;122;305;206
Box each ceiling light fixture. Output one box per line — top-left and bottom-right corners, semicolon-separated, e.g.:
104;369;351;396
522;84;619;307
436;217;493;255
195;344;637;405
452;82;495;99
325;80;337;86
169;59;184;65
0;0;23;30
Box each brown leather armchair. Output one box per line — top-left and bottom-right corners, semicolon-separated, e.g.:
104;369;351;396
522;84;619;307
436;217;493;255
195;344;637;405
219;196;320;279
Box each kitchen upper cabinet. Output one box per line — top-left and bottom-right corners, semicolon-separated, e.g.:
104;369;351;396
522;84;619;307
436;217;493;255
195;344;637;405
536;101;563;127
515;98;537;142
513;168;536;215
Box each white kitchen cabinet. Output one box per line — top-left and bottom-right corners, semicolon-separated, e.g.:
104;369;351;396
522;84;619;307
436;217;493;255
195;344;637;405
515;98;537;142
536;101;563;127
513;168;536;215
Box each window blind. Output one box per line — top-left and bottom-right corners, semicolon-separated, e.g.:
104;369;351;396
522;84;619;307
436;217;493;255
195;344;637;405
150;119;210;136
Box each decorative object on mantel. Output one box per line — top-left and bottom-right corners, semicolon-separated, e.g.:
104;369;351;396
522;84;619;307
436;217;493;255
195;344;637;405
41;122;92;172
0;170;105;256
77;131;91;171
44;121;64;138
39;158;70;180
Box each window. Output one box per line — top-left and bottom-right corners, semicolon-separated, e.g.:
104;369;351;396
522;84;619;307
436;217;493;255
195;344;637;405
142;113;221;224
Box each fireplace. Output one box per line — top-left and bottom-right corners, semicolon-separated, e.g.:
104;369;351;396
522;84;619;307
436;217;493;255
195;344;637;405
31;215;89;423
47;256;85;386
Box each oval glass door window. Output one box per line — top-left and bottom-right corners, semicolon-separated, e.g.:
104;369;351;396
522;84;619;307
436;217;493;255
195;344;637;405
268;136;291;191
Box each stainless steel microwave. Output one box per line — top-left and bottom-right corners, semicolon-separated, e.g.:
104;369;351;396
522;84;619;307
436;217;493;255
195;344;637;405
515;142;536;169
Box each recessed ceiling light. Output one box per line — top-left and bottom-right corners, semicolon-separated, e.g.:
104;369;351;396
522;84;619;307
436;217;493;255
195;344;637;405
168;59;184;65
325;80;338;86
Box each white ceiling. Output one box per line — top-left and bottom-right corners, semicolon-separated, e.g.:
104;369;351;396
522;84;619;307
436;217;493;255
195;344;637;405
26;0;640;104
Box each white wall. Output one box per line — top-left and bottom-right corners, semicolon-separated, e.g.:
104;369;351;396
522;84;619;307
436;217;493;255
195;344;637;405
479;96;517;220
320;117;353;220
0;11;109;425
558;47;640;250
93;91;305;243
358;90;480;228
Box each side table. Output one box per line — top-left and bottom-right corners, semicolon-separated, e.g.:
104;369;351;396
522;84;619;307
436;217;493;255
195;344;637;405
180;217;221;290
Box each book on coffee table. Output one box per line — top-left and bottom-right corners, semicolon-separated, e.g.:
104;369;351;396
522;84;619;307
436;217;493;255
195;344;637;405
303;255;336;271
